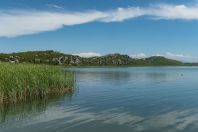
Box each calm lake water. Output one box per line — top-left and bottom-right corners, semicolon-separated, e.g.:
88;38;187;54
1;67;198;132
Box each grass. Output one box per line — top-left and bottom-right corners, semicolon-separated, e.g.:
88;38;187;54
0;62;75;104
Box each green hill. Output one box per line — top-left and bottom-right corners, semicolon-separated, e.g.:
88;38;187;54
145;56;183;66
0;50;184;66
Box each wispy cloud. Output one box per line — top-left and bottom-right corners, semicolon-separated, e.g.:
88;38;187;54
0;10;107;37
73;52;102;58
147;5;198;20
46;4;64;10
1;4;198;37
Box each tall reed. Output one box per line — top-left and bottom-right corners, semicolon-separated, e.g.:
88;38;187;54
0;62;74;104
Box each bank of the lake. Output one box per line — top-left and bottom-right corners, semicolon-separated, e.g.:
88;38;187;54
0;62;75;104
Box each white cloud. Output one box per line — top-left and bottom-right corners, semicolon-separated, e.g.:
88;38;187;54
130;53;147;59
73;52;102;58
0;10;107;37
99;7;144;22
1;4;198;37
147;5;198;20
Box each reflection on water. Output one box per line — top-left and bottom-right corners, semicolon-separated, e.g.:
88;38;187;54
1;67;198;132
0;94;73;129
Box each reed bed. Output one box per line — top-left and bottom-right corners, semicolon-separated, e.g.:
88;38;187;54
0;62;74;104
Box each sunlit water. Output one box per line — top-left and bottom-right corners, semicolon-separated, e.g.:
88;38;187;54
1;67;198;132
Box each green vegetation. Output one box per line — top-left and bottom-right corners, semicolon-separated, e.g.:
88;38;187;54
0;62;74;104
0;50;184;66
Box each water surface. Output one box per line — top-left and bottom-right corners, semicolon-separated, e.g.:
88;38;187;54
1;67;198;132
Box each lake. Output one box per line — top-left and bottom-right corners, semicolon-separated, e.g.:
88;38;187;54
1;67;198;132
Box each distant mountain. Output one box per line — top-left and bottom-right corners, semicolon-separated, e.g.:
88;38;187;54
145;56;183;66
0;50;184;66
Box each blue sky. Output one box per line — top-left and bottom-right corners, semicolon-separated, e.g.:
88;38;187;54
0;0;198;62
